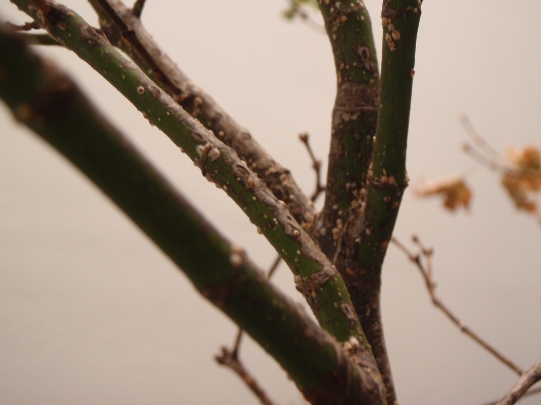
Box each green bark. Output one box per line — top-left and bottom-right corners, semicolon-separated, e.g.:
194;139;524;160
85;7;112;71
0;25;385;404
88;0;316;228
9;0;365;345
316;0;379;257
331;1;422;403
3;0;425;402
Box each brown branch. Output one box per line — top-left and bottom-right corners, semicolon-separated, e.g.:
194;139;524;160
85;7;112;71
479;384;541;405
8;31;59;45
495;360;541;405
391;235;524;376
88;0;315;227
215;346;278;405
92;0;180;98
216;255;282;405
4;21;41;31
4;22;60;45
299;133;325;202
266;254;282;279
131;0;146;18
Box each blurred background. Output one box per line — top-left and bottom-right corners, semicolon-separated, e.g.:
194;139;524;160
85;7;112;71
0;1;540;404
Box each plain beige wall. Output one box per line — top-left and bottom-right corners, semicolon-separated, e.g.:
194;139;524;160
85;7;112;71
1;1;540;404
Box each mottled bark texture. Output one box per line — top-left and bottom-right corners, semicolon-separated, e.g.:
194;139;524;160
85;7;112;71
317;1;422;404
0;20;386;405
315;0;379;258
88;0;316;228
5;0;427;402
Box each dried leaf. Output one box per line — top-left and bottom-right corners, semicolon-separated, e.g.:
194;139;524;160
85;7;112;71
501;145;541;213
501;173;538;212
415;175;472;212
507;145;541;171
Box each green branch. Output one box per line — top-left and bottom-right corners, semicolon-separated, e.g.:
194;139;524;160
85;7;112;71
0;25;386;404
87;0;316;228
331;1;422;403
316;0;380;258
316;0;406;401
10;0;375;354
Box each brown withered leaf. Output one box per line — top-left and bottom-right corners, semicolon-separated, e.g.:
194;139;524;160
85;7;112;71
501;145;541;213
415;175;472;212
507;145;541;171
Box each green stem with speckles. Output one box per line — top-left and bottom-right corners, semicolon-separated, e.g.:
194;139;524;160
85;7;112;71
331;1;422;404
87;0;315;228
10;0;378;360
0;24;386;404
316;0;379;259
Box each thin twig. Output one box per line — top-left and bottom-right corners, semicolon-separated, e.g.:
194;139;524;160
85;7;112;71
229;255;282;357
495;360;541;405
299;133;325;202
461;117;541;222
4;21;41;31
131;0;146;18
460;115;516;174
216;255;282;405
215;346;278;405
462;124;541;181
462;142;507;173
266;254;282;279
12;32;58;45
391;235;524;376
461;115;541;179
230;255;282;358
230;327;244;358
479;384;541;405
460;114;503;161
285;0;326;34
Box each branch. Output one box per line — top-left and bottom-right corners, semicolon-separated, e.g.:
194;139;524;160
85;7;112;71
299;132;325;202
5;20;39;30
216;256;281;405
392;236;523;375
7;8;390;400
315;2;403;401
131;0;146;18
11;31;59;45
4;21;59;45
316;1;421;402
87;0;316;228
215;346;278;405
11;0;366;344
325;2;422;403
395;233;541;405
0;25;385;404
495;360;541;405
479;386;541;405
316;0;379;258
